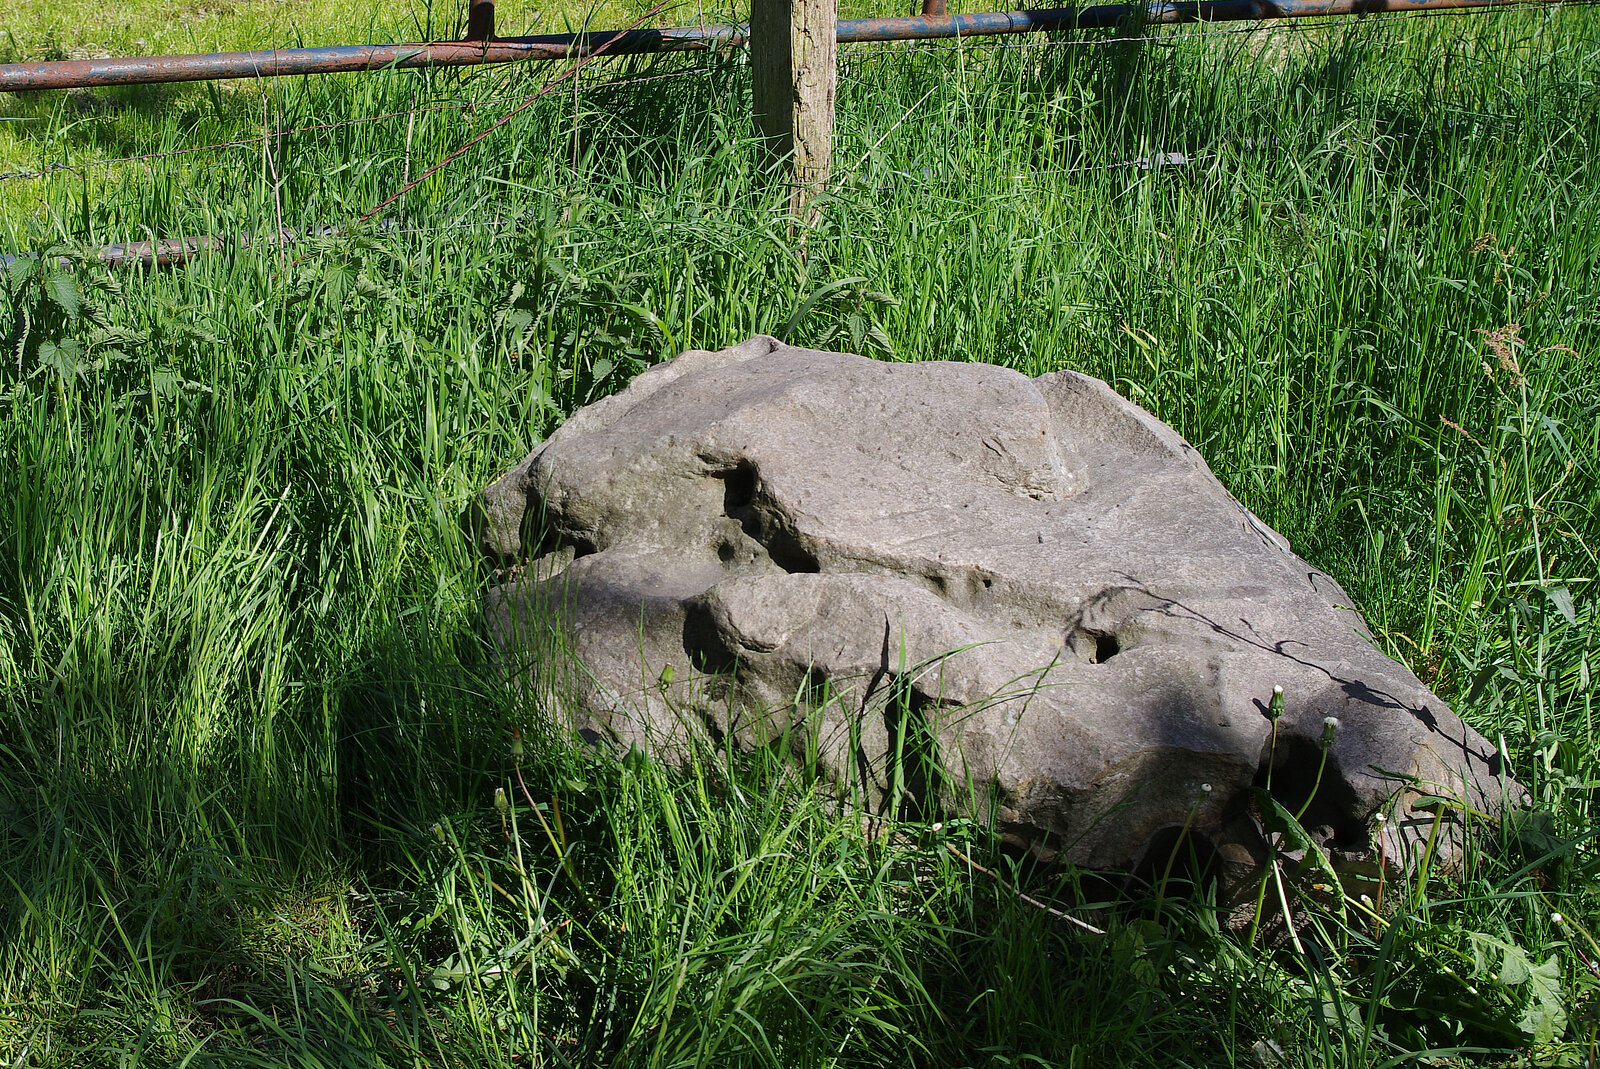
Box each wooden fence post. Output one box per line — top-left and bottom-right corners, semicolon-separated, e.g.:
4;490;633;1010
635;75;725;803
751;0;837;220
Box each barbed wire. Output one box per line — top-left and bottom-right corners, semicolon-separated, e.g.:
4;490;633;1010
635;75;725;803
0;1;1588;185
844;18;1327;56
842;0;1598;57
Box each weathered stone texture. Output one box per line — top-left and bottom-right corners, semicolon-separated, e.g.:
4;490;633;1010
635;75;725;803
478;336;1511;876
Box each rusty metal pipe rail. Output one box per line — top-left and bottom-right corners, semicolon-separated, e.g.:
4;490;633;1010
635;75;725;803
0;0;1574;92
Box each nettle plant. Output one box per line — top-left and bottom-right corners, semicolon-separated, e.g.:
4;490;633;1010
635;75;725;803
2;245;213;410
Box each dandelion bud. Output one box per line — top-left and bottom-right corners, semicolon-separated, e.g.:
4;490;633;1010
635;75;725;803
511;729;525;759
431;822;446;844
494;787;508;813
1553;913;1565;926
1360;894;1373;907
1320;716;1340;750
1267;685;1285;721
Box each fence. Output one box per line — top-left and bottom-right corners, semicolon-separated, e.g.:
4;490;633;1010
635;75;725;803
0;0;1580;91
0;0;1586;264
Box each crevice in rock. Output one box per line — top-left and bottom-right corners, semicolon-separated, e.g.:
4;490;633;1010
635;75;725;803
1133;823;1223;896
1065;626;1125;664
1091;631;1120;663
802;667;831;710
883;680;944;823
682;601;740;681
699;709;727;749
1254;736;1368;853
718;460;758;512
762;532;821;575
522;499;598;563
567;533;598;559
715;461;821;574
905;564;1004;614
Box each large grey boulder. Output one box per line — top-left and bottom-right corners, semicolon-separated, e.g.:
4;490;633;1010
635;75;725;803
477;336;1512;879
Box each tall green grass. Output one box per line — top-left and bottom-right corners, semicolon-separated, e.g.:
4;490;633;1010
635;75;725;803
2;7;1598;1065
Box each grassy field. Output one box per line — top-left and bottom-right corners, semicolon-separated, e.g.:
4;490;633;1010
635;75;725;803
0;0;717;63
2;1;1599;1065
0;0;936;190
0;0;931;65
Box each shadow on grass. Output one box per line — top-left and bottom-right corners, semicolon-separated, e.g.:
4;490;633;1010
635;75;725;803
0;81;265;181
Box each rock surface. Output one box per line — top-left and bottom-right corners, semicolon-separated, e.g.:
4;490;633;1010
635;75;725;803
477;336;1512;878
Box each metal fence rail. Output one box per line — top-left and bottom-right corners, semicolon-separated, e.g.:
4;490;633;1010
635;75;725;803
0;0;1583;92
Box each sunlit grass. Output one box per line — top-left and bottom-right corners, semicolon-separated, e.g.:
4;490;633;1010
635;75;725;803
0;0;938;188
0;0;707;61
0;0;942;62
0;3;1597;1065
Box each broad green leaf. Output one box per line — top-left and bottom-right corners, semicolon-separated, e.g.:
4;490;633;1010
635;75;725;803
1469;931;1492;977
151;369;182;398
1462;662;1498;707
1467;932;1568;1043
1499;947;1532;986
44;273;81;318
5;254;36;287
36;338;83;380
1546;586;1577;626
1519;954;1566;1045
1504;807;1576;864
503;308;534;338
1252;787;1342;895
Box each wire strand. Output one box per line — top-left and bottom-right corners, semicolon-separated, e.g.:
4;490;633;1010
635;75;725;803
0;1;1588;185
0;65;718;183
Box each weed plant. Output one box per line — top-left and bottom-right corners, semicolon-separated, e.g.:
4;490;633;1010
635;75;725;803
1;4;1599;1066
